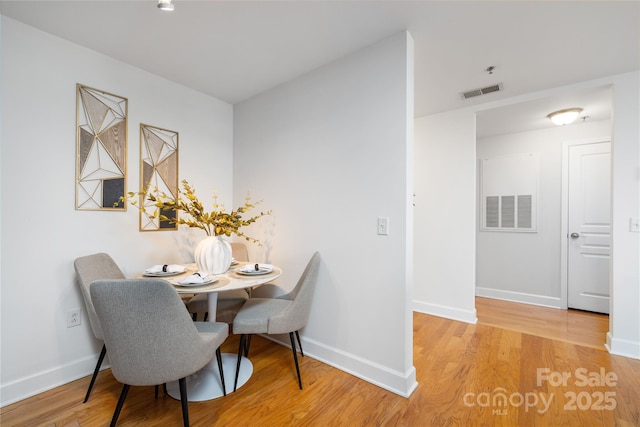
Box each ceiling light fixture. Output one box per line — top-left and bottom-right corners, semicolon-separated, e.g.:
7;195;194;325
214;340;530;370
547;108;583;126
157;0;174;11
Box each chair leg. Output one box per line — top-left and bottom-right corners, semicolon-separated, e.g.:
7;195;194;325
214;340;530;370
295;331;304;357
203;312;208;321
154;382;168;398
234;334;245;392
215;348;226;396
83;344;107;403
289;332;303;390
110;384;130;427
178;377;189;427
243;334;252;357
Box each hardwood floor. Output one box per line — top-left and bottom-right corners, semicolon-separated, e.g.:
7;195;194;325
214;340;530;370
2;298;638;426
475;296;610;350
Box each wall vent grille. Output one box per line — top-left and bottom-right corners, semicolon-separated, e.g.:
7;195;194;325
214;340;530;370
461;83;503;99
484;194;533;230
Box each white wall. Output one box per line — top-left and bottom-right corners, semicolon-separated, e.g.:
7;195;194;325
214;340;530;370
233;31;417;396
0;17;234;405
414;72;639;360
476;120;612;307
608;72;640;359
414;110;478;323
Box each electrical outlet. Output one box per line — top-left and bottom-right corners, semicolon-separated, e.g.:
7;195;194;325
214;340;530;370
67;309;81;328
630;218;640;233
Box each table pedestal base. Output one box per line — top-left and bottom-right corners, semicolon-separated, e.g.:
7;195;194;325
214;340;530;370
166;353;252;401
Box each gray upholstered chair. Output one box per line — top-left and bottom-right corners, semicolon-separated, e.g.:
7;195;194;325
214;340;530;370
232;251;320;391
73;253;126;403
90;278;228;427
187;242;250;323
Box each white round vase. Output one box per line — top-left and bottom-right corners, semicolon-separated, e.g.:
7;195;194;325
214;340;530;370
194;236;232;274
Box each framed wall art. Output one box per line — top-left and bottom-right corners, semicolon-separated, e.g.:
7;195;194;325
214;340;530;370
75;84;128;210
138;124;179;231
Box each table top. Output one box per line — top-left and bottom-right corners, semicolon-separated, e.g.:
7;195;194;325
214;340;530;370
138;262;282;294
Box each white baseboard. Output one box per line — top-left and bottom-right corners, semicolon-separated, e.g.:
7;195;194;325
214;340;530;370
475;286;563;309
3;331;420;407
2;333;420;408
261;334;419;397
1;354;108;407
606;332;640;360
412;301;477;324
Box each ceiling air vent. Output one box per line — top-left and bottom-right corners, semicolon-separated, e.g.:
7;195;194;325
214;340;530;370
460;83;503;100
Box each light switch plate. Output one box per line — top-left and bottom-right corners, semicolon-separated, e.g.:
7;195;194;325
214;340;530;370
377;217;389;235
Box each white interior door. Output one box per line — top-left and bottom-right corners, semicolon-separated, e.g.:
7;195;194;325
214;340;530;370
567;141;611;314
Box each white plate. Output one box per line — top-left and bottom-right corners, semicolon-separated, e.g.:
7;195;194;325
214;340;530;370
235;268;272;276
177;276;219;286
143;270;185;277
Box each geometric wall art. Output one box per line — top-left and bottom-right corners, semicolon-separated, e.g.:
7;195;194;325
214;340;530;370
75;84;128;210
139;124;179;231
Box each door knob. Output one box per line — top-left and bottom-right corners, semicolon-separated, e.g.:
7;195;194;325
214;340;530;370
570;232;580;238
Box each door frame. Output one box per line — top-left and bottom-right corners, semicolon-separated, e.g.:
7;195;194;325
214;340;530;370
560;137;612;310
